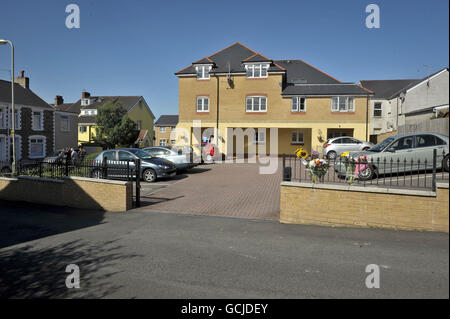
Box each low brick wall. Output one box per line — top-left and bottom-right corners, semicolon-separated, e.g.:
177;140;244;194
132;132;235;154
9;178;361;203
280;182;449;232
0;176;133;212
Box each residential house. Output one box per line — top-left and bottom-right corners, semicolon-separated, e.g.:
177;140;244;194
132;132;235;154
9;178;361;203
65;92;155;147
51;95;78;150
360;79;420;143
397;67;449;126
0;71;54;165
174;42;372;156
362;67;449;143
155;115;179;146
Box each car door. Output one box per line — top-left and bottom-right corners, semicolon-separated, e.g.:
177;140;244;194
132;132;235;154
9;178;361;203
339;137;358;154
102;150;118;178
414;134;447;170
118;151;136;179
383;136;415;174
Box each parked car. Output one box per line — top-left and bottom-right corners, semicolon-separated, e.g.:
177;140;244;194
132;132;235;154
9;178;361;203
43;150;65;164
192;142;215;163
335;132;449;180
143;146;196;172
323;137;373;160
90;148;177;183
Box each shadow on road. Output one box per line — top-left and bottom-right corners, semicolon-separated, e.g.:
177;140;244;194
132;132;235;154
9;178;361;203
0;200;106;249
0;239;141;298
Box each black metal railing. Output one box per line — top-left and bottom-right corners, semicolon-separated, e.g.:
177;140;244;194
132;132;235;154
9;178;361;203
282;149;449;191
1;157;142;207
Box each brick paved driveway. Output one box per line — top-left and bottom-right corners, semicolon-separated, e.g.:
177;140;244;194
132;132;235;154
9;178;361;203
138;162;282;220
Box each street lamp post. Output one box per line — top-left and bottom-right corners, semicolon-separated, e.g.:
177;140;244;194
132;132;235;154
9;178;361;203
0;39;16;175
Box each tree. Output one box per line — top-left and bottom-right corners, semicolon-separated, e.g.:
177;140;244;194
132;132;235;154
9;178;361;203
94;102;139;148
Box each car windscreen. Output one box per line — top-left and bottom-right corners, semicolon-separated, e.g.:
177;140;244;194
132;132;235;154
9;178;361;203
370;137;394;152
129;149;152;159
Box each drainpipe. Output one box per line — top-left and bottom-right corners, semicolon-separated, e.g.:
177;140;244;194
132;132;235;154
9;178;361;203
215;74;220;153
365;94;369;141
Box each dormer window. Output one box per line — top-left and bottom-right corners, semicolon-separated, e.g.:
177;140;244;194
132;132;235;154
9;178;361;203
196;65;211;80
246;63;269;78
81;98;91;106
81;109;98;116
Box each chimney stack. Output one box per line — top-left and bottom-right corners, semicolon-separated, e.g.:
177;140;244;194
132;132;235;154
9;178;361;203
14;70;30;89
54;95;64;106
82;91;91;99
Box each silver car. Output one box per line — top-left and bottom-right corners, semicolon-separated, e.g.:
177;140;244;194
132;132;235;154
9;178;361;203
323;136;373;160
335;132;449;180
143;146;196;172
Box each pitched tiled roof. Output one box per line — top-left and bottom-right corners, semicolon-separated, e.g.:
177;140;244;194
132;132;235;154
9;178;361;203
68;96;154;118
282;84;371;96
52;103;78;113
78;115;97;124
275;60;341;85
360;79;421;99
175;42;285;75
155;115;179;126
0;79;53;109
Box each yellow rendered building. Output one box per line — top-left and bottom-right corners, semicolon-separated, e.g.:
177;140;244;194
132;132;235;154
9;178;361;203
73;93;155;147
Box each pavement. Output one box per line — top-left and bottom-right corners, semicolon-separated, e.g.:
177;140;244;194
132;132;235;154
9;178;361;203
0;200;448;299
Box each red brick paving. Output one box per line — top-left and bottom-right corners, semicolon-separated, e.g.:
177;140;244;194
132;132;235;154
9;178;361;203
138;162;282;220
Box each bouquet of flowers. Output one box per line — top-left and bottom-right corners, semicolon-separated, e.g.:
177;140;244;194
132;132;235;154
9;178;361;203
295;147;309;159
340;152;369;184
305;158;329;183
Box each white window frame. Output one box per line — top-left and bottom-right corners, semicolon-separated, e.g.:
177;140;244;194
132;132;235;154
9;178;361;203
331;97;355;112
159;138;167;146
373;102;382;117
0;134;7;162
79;125;87;133
0;106;6;129
81;98;91;106
291;131;304;144
137;120;142;130
292;97;306;112
160;126;166;133
12;107;21;130
253;131;266;144
32;110;44;131
246;96;267;112
196;96;209;112
60;115;70;132
196;65;212;80
245;63;269;79
28;135;46;159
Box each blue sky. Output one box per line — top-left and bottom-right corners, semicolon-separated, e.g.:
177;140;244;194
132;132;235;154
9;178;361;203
0;0;448;118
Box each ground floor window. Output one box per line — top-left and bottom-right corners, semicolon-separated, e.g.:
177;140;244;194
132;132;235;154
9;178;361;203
29;136;46;159
10;135;22;161
61;115;70;132
291;131;304;144
160;139;167;146
79;126;87;133
253;131;266;144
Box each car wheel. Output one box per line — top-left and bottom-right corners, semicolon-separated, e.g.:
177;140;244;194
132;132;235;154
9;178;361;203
143;169;157;183
358;166;375;181
443;154;449;172
327;151;337;161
